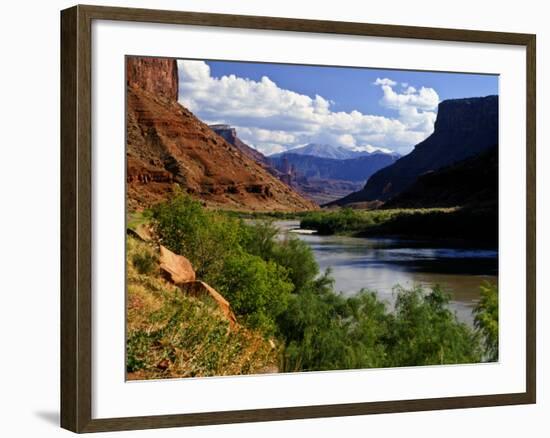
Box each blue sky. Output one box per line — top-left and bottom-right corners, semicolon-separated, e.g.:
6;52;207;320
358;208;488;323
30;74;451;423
207;61;498;118
177;59;498;155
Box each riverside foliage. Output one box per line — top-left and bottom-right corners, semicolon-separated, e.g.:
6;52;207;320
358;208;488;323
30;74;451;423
144;194;498;374
300;206;498;246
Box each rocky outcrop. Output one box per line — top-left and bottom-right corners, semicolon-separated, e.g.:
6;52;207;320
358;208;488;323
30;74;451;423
180;281;237;326
126;58;317;211
209;124;272;166
329;95;498;206
127;223;154;242
158;245;237;326
126;56;179;101
159;245;196;284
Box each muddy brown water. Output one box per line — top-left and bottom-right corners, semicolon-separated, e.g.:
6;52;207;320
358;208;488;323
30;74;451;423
275;220;498;326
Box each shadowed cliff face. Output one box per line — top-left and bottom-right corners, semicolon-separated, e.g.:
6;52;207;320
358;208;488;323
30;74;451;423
329;95;498;206
384;146;498;209
126;57;179;101
126;58;317;212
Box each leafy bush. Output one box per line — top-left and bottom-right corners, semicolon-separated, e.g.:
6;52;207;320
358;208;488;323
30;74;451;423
473;282;499;361
300;206;496;245
145;194;493;374
301;208;364;234
384;286;482;366
278;278;389;372
131;251;157;275
278;282;483;372
242;220;319;294
241;219;279;259
215;251;293;334
126;235;278;379
270;237;319;294
152;194;243;279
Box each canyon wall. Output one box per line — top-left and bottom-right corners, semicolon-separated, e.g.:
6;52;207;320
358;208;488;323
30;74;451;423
127;57;179;101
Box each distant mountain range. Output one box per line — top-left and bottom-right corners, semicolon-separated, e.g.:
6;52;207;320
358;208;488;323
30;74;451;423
269;153;398;183
267;143;399;203
271;143;398;160
328;95;499;207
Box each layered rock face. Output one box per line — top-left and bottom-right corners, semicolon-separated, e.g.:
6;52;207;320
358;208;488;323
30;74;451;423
126;56;179;101
126;57;316;211
330;95;498;206
209;124;269;165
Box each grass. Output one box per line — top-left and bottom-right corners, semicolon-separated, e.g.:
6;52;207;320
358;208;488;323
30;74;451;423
300;206;497;247
126;236;279;379
222;210;311;221
127;210;153;231
300;207;457;236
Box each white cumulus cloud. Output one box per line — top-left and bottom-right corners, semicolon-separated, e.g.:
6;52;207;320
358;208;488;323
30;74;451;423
374;77;439;134
373;78;397;87
178;61;439;155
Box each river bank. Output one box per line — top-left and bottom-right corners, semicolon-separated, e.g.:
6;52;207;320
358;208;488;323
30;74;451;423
299;205;498;248
276;220;498;326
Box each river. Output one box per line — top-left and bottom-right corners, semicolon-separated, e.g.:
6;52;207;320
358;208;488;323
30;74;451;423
275;220;498;326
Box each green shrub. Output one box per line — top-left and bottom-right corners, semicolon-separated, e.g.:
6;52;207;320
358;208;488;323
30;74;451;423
152;194;243;279
242;221;319;294
270;237;319;294
300;207;496;245
279;283;484;372
215;251;294;335
385;285;482;366
131;251;157;275
301;208;364;234
147;194;491;372
278;281;389;372
241;219;278;258
126;292;277;378
473;282;499;361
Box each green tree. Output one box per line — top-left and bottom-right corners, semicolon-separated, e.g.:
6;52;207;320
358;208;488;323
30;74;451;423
150;193;487;372
241;219;278;259
473;282;499;361
215;251;294;335
270;236;319;294
152;194;242;279
385;286;482;366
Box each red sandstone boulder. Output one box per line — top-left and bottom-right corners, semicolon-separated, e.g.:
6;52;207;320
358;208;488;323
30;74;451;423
180;281;237;326
159;245;196;284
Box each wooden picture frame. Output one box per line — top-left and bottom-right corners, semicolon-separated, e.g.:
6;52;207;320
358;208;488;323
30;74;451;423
61;4;536;433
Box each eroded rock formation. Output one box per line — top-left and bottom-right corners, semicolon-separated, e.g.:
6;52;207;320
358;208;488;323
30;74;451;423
126;56;178;101
126;57;317;211
329;95;498;206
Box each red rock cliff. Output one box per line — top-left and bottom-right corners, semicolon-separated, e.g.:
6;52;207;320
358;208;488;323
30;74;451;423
126;56;317;212
126;57;179;101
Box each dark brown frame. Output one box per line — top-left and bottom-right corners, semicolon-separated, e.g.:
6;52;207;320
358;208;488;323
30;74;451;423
61;4;536;433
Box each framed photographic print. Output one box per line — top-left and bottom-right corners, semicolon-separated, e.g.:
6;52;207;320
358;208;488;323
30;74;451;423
60;4;536;433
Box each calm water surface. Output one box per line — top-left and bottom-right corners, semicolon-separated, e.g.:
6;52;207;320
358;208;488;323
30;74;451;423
275;220;498;325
